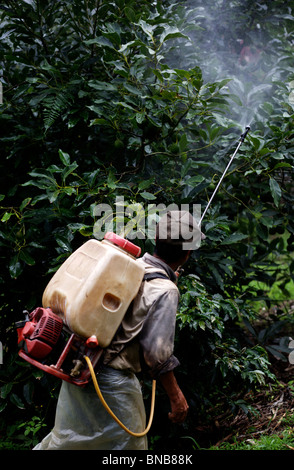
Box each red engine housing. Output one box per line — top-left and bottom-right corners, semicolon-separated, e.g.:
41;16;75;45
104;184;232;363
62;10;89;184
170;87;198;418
18;307;63;359
17;307;103;386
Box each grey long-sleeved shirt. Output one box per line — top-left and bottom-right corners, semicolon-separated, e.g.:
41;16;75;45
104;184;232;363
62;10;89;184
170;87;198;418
103;253;180;378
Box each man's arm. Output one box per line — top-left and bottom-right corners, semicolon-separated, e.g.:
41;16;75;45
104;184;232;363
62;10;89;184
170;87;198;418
139;288;188;423
159;370;189;424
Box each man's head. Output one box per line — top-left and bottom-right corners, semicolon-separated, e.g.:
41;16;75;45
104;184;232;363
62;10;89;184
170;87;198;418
154;210;205;266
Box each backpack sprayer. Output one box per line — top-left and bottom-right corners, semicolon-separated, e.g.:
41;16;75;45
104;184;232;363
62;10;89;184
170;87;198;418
16;125;250;436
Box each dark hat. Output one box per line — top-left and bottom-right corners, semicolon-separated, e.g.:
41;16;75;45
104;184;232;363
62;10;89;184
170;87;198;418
156;210;205;250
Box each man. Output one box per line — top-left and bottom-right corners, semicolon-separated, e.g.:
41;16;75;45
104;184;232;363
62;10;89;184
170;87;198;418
34;210;203;450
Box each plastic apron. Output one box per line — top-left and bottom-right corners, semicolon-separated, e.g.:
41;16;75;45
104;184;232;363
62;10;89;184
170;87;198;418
33;366;147;450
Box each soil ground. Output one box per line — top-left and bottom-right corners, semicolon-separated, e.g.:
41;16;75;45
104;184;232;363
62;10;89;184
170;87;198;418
193;360;294;449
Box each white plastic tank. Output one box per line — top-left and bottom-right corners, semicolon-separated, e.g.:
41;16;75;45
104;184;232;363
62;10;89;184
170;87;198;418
42;232;145;347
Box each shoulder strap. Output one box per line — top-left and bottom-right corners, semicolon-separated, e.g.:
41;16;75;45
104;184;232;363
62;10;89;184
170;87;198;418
143;272;169;282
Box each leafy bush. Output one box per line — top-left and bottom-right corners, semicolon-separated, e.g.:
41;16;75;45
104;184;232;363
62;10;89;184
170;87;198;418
175;275;276;409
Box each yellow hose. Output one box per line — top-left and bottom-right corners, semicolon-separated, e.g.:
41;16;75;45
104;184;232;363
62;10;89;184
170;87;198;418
84;355;156;437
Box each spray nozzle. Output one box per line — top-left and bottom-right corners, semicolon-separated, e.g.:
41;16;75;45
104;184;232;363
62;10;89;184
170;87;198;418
241;125;251;141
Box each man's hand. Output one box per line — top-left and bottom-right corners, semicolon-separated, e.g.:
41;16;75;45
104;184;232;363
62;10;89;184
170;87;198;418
168;388;189;424
159;371;189;424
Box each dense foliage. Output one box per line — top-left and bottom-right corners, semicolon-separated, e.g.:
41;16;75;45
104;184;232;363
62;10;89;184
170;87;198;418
0;0;293;450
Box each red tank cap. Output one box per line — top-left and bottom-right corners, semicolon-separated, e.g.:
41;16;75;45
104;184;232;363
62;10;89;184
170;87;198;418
85;335;99;348
104;232;141;258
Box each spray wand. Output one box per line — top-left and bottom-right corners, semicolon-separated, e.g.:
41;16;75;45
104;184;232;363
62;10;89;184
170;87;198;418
198;125;250;226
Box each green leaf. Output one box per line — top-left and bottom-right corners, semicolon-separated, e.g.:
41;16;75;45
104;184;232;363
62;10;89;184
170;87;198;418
0;402;7;412
9;255;23;279
90;118;111;127
181;159;192;178
19;249;35;266
124;6;136;22
138;178;154;191
58;149;71;166
137;19;155;37
186;175;205;186
1;212;13;222
20;197;32;212
85;36;116;49
0;383;13;399
88;80;117;92
179;134;188;152
160;27;189;44
61;162;79;182
140;191;156;200
23;382;34;405
269;177;282;207
221;233;248;245
10;393;25;409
